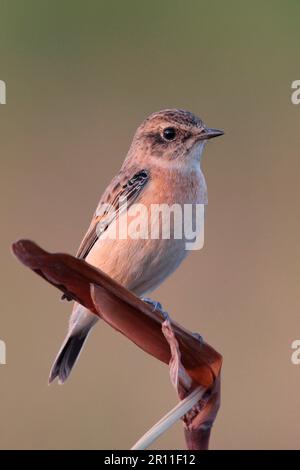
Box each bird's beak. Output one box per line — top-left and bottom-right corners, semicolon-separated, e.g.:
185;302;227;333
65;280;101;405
197;127;224;141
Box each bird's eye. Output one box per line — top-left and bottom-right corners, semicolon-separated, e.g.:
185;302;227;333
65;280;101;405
162;127;176;141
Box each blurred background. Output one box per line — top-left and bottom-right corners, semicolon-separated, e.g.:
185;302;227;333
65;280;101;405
1;0;300;450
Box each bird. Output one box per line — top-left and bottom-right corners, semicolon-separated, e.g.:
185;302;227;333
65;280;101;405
49;108;223;384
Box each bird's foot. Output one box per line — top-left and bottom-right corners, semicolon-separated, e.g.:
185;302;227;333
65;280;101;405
192;332;204;343
141;297;170;321
141;298;203;340
141;297;163;312
61;291;74;302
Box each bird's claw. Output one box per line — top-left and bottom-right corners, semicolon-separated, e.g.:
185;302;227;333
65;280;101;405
192;332;204;343
61;291;74;302
141;298;202;338
141;297;170;321
141;297;163;312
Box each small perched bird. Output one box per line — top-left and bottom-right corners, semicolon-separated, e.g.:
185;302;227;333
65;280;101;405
49;109;223;384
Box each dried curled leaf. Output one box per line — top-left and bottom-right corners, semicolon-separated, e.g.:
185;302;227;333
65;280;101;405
12;239;222;449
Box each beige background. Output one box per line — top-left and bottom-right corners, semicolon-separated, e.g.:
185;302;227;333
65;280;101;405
1;0;300;449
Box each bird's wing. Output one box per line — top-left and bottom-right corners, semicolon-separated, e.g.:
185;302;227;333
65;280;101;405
76;168;149;260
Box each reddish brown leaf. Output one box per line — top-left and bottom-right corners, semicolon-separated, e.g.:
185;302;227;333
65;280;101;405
12;239;222;449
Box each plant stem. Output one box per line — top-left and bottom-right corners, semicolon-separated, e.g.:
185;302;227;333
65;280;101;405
131;386;205;450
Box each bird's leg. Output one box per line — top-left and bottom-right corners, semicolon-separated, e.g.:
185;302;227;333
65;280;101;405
141;297;170;321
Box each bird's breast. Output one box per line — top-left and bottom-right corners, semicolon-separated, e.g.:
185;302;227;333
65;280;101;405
85;167;206;295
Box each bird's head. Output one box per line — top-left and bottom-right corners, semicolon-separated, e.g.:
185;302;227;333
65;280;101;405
130;109;223;167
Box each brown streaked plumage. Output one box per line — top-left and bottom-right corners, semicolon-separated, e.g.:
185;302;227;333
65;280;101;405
49;109;223;384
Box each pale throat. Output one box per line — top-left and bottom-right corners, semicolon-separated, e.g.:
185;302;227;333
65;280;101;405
150;140;206;172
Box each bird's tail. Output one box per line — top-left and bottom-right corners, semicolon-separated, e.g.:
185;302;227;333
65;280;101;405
49;305;98;384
